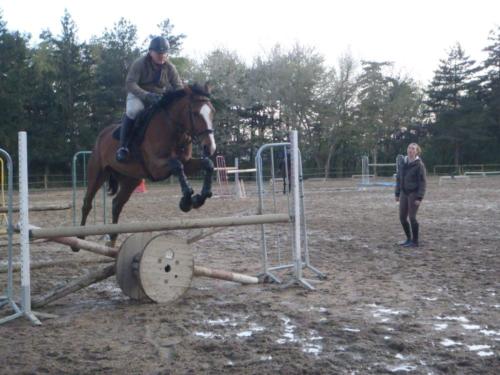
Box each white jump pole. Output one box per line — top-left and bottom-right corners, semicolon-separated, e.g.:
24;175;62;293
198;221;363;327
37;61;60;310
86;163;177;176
291;130;313;289
18;131;41;325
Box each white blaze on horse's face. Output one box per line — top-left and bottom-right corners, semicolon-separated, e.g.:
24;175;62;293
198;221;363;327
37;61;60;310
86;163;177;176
200;103;216;155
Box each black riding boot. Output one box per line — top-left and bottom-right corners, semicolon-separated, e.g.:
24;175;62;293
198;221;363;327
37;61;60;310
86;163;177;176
116;116;134;162
410;221;419;246
398;220;411;245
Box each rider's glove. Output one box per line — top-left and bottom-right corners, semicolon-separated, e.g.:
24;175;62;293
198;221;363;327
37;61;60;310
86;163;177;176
145;92;162;105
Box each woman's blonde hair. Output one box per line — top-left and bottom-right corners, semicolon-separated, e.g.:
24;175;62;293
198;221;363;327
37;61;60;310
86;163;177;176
408;143;422;155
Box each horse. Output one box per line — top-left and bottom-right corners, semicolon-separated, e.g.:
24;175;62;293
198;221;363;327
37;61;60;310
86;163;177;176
74;83;216;249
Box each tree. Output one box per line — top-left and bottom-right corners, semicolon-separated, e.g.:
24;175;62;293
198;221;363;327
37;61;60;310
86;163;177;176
481;26;500;159
315;52;359;177
0;11;32;152
88;18;141;133
190;49;250;161
27;10;94;176
425;43;482;167
150;18;186;56
355;61;395;165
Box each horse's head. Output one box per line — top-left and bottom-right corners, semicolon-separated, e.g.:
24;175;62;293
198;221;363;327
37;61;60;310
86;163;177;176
184;83;216;157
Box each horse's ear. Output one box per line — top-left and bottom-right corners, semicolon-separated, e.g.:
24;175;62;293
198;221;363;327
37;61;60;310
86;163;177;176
204;81;212;95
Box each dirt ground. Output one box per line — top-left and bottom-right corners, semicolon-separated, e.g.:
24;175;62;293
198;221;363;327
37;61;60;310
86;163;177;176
1;177;499;374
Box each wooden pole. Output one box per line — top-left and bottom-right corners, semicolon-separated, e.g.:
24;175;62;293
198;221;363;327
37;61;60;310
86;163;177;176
193;266;258;284
0;203;72;213
31;264;116;308
0;258;113;274
30;213;290;239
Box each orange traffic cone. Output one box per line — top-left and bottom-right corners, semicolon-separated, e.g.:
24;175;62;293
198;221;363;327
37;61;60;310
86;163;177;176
134;179;147;193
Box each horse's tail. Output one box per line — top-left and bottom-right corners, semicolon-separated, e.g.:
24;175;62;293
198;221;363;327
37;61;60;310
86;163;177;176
107;174;118;196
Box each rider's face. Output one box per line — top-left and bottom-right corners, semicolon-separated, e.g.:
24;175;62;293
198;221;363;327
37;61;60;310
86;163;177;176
150;51;167;65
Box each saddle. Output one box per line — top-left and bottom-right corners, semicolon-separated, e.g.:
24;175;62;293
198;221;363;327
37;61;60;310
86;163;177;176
112;104;159;158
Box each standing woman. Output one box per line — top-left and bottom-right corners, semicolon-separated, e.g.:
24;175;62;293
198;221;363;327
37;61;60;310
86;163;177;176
395;143;427;247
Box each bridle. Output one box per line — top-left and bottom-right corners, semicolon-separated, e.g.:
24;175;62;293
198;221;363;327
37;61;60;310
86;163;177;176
187;97;214;143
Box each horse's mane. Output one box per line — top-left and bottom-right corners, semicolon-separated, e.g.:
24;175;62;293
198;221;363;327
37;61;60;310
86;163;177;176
157;83;211;109
190;83;211;98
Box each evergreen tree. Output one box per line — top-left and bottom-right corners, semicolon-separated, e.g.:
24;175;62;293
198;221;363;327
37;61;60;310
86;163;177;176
355;61;394;164
26;10;94;175
154;19;186;56
88;18;140;133
425;43;482;167
481;26;500;159
0;11;32;152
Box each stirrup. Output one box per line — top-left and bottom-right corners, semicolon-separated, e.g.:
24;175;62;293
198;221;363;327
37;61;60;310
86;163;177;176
116;147;129;162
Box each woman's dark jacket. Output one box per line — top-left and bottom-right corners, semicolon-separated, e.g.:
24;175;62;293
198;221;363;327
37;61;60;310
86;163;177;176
395;157;427;200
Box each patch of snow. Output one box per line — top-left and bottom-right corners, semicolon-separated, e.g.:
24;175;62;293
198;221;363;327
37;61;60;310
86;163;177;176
467;344;490;351
477;351;494;357
194;331;216;339
206;318;231;325
237;331;253;337
343;327;360;332
339;235;353;241
435;316;469;323
462;324;480;330
388;364;417;372
276;316;298;344
440;339;462;347
434;323;448;331
480;329;500;336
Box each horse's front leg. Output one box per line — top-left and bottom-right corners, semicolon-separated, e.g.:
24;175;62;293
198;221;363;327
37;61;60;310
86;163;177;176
183;157;214;209
169;158;194;212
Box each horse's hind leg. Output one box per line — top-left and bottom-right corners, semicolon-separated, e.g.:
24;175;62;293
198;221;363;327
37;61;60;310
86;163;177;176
108;176;141;247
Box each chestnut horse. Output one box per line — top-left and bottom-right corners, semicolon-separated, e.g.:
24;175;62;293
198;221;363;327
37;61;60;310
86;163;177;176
75;83;216;248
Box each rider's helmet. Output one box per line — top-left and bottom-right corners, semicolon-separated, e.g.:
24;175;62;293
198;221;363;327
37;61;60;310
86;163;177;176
149;36;169;54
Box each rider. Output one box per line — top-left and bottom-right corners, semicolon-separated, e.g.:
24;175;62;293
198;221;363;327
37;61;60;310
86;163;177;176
116;36;183;162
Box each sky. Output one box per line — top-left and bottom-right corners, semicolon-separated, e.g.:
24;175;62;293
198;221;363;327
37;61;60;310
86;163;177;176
1;0;499;84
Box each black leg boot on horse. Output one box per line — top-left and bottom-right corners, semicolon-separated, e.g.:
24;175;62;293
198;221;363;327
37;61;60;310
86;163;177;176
169;158;194;212
116;116;135;162
192;151;214;209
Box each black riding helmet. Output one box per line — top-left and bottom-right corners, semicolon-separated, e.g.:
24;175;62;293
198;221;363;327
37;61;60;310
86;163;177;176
149;36;169;54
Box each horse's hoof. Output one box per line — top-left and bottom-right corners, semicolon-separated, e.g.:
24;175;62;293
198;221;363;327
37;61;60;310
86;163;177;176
192;194;205;209
179;196;192;212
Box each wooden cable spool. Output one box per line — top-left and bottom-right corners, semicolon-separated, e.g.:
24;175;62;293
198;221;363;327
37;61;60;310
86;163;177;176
116;232;194;303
